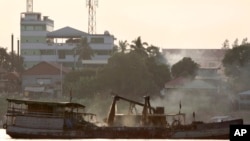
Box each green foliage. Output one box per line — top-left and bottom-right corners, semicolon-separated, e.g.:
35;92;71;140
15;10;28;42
63;69;98;98
146;57;171;88
64;36;171;99
98;52;151;97
0;47;24;72
118;40;129;53
171;57;199;78
222;43;250;91
130;36;148;57
98;49;171;98
75;37;94;61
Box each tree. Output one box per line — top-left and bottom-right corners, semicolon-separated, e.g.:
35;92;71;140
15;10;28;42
146;45;160;57
146;56;171;88
222;39;230;49
112;45;119;54
64;36;171;99
98;52;153;97
12;52;24;72
232;38;239;48
241;37;248;45
130;36;148;57
74;37;94;69
222;43;250;92
0;47;24;72
171;57;199;79
118;40;129;53
0;47;11;69
63;69;98;98
146;45;171;88
97;49;171;98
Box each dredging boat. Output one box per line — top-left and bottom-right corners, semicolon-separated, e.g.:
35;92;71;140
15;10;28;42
3;94;243;139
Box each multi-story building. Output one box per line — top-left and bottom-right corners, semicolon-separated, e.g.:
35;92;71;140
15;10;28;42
21;12;115;69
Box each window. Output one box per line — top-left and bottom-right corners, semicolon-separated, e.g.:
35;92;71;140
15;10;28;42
26;25;34;31
36;78;51;85
58;50;66;59
90;37;104;43
34;25;45;31
21;25;25;31
40;50;55;55
95;50;111;55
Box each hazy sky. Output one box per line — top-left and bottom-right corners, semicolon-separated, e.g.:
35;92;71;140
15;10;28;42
1;0;250;52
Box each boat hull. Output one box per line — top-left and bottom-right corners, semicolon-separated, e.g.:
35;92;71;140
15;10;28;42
7;119;243;139
7;126;172;139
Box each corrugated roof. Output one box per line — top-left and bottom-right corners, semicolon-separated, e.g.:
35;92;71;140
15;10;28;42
22;61;71;75
47;26;88;38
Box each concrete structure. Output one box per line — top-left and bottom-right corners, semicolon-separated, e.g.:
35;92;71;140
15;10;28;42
21;12;115;69
22;61;70;97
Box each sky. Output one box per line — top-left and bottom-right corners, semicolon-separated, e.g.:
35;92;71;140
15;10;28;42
1;0;250;52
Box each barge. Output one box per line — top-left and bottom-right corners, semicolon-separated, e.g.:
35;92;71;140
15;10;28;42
3;94;243;139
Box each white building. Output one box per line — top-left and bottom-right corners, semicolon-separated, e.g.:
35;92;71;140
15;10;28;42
21;12;115;69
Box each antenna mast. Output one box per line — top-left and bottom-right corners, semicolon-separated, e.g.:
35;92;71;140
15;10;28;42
26;0;33;13
86;0;98;34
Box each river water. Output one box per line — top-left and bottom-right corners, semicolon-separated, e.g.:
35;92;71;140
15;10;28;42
0;129;228;141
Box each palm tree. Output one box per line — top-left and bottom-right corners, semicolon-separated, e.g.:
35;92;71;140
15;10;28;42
0;47;11;70
74;37;94;69
130;36;148;56
118;40;128;53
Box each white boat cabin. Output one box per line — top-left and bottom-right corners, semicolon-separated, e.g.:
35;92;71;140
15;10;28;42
5;98;96;130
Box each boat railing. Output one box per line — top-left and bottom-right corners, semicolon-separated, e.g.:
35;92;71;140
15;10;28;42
6;107;64;118
6;106;98;124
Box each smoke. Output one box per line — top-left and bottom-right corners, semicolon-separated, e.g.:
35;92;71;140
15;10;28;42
163;50;186;66
151;85;233;124
163;49;224;68
159;49;235;123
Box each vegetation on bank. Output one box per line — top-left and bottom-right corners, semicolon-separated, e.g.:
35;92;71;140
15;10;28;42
0;47;24;72
63;37;199;100
223;43;250;93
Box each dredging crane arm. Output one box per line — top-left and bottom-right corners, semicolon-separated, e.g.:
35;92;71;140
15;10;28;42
107;92;155;126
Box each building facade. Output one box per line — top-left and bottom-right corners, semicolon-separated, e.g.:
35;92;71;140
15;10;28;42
22;61;70;97
21;12;115;69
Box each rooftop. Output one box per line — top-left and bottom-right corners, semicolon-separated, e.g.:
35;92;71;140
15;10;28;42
47;26;89;38
7;98;85;109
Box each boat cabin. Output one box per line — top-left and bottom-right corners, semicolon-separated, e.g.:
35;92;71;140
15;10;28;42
5;98;96;130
